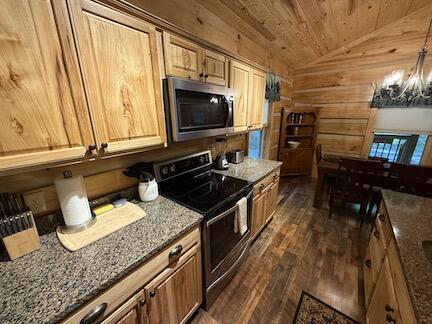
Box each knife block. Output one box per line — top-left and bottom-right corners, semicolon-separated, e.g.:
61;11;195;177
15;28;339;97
2;212;41;260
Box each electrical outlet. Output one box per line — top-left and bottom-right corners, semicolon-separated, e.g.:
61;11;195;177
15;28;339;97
24;191;47;214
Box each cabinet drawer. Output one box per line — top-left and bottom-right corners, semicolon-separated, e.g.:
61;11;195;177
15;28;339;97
253;168;280;196
364;245;375;308
376;203;394;247
62;226;200;323
369;223;386;281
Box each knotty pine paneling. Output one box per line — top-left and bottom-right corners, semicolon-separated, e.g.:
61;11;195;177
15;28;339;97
293;5;432;161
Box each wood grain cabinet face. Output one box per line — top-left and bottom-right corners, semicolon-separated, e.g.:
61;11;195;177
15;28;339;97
68;0;166;155
230;61;250;133
248;69;266;130
251;191;267;238
101;291;149;324
163;33;203;81
0;0;93;173
203;49;228;86
266;179;279;222
145;254;201;324
366;257;401;324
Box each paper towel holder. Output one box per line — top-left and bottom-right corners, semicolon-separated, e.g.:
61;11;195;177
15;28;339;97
56;170;96;234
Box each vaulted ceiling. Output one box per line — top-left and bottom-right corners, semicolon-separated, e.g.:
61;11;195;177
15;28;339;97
197;0;432;68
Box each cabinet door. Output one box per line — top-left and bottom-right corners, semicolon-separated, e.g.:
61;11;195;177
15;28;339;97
251;191;266;239
266;179;279;222
203;49;228;86
366;257;401;324
230;61;250;133
369;223;386;281
279;149;314;175
363;245;374;308
145;253;201;324
163;32;203;81
101;290;149;324
69;0;166;155
0;0;93;173
248;69;266;129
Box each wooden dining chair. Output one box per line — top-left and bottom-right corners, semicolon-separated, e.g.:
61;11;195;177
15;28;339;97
329;158;382;227
388;163;432;198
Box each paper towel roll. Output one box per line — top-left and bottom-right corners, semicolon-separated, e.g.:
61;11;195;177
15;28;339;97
54;175;92;227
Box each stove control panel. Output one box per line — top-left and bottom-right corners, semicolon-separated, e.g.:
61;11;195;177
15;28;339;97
154;150;212;181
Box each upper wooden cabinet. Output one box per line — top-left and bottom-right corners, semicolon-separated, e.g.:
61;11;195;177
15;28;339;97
203;49;228;86
163;32;229;86
163;33;203;81
230;61;251;133
0;0;94;173
68;0;166;155
248;69;266;130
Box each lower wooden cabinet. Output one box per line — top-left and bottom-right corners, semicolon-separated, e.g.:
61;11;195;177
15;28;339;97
63;227;201;324
364;202;417;324
366;257;401;324
251;169;280;240
145;248;201;323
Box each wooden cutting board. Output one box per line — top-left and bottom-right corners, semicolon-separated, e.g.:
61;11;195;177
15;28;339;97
57;202;146;251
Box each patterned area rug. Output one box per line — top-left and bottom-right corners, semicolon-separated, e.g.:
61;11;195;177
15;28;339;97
292;291;360;324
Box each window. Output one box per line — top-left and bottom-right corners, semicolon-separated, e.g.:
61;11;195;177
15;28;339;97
249;129;264;158
369;132;428;165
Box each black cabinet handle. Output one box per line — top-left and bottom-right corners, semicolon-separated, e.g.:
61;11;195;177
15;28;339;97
373;231;380;240
149;291;156;298
100;142;108;149
199;72;204;77
169;245;183;261
88;144;97;151
365;259;372;269
385;304;394;312
386;314;396;323
204;74;209;78
378;213;385;222
80;303;107;324
139;298;146;306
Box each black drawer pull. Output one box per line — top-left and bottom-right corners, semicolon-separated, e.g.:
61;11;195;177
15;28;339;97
365;259;372;269
80;303;107;324
373;231;380;240
378;213;385;222
386;314;396;323
169;245;183;261
385;304;394;312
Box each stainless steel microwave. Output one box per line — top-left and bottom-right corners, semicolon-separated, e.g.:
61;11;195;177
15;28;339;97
164;77;234;142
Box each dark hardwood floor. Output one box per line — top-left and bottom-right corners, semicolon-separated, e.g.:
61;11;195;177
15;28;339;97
193;176;371;324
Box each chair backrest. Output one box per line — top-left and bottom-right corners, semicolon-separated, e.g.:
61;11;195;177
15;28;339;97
335;158;382;199
315;144;322;163
388;163;432;197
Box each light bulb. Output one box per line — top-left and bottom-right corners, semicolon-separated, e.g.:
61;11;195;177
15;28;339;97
427;70;432;84
391;70;404;86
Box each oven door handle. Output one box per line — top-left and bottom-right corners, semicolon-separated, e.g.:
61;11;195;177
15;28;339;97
205;190;252;227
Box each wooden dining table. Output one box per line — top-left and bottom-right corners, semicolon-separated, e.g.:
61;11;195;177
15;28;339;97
313;154;391;208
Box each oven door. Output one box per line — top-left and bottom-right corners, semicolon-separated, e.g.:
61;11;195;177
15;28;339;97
203;190;252;286
167;78;234;142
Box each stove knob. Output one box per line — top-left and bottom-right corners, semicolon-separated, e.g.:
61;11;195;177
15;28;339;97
161;167;168;175
169;164;176;173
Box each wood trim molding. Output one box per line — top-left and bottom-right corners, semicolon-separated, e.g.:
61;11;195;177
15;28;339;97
361;108;378;158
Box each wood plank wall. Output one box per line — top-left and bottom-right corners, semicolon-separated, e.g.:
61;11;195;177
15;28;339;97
293;6;432;172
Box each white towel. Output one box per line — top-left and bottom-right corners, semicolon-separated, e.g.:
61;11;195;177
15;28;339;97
234;197;248;235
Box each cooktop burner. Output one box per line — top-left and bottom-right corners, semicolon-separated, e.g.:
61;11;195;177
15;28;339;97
160;171;251;215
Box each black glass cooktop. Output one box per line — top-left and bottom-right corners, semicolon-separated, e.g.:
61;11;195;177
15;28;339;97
160;170;252;216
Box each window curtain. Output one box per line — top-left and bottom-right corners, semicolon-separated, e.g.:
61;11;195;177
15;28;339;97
265;72;280;102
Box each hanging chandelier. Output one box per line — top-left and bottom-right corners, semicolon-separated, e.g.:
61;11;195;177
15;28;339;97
372;19;432;108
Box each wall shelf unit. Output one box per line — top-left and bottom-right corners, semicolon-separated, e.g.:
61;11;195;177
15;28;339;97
278;107;319;176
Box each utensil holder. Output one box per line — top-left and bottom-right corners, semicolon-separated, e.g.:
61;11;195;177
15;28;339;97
2;212;40;260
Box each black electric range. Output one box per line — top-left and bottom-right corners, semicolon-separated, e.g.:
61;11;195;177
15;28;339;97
160;169;251;218
153;150;253;309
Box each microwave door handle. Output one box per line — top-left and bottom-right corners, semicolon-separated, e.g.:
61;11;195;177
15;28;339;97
224;96;233;128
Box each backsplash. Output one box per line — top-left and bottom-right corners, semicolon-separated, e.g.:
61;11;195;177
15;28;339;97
0;134;246;218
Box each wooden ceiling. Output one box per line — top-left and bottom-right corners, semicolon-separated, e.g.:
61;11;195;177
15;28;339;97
197;0;432;68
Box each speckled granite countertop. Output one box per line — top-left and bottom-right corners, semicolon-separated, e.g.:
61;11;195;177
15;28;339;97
0;197;202;324
213;157;282;183
381;190;432;324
